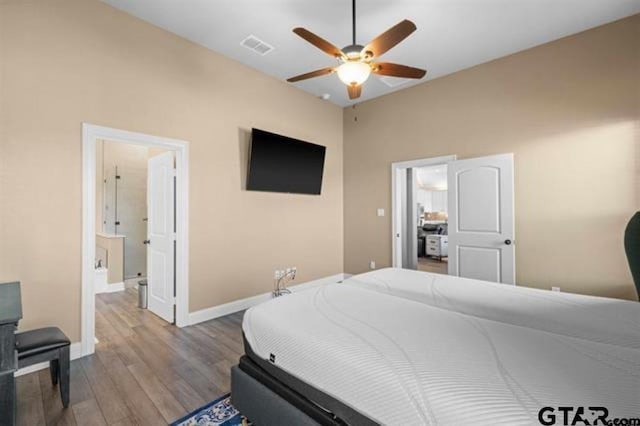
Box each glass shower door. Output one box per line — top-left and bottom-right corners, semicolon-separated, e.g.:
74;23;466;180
103;167;117;235
102;164;148;279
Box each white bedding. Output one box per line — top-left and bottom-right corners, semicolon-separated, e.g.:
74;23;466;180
243;268;640;425
346;268;640;350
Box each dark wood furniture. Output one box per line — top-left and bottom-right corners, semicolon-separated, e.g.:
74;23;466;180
624;211;640;301
417;235;426;257
0;282;22;426
16;327;70;408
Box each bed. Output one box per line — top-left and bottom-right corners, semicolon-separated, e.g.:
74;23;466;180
231;268;640;425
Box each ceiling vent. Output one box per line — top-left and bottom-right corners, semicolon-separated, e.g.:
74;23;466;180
380;76;411;88
241;35;274;56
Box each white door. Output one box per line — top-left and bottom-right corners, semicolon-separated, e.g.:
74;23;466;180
147;152;175;322
447;154;515;284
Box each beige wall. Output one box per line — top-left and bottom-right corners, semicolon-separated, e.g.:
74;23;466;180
0;0;344;341
344;15;640;300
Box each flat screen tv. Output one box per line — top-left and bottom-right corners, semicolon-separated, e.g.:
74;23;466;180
247;128;326;195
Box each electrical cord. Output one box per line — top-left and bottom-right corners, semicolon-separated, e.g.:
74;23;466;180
273;268;296;297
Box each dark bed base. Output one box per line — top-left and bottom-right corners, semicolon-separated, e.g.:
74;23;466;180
231;334;379;426
232;358;331;426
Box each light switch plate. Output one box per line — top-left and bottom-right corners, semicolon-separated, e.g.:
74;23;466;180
377;208;385;217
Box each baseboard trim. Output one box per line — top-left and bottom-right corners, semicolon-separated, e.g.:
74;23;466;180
15;342;83;377
96;281;125;294
188;273;351;326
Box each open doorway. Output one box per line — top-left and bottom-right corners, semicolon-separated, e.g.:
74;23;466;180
392;153;516;285
82;124;189;357
95;140;176;322
391;155;455;273
416;165;449;274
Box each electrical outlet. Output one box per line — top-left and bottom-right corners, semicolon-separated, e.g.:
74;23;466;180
369;260;376;270
551;287;561;292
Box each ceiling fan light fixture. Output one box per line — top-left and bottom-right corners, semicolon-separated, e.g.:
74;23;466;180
342;44;364;59
336;60;371;86
286;0;425;100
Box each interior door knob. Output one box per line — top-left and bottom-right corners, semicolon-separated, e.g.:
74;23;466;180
143;240;150;245
504;239;512;245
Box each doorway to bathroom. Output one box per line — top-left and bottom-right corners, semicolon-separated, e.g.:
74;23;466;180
96;141;157;289
81;124;189;357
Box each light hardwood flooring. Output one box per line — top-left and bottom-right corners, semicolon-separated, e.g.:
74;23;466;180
16;289;244;426
418;256;448;274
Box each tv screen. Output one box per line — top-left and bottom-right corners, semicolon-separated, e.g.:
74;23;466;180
247;128;326;195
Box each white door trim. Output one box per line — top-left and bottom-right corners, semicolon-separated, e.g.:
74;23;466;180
391;155;456;268
82;123;190;357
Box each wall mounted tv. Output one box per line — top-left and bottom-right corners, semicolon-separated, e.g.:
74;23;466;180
247;128;326;195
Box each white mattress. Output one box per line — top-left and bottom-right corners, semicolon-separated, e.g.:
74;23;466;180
243;268;640;425
346;268;640;350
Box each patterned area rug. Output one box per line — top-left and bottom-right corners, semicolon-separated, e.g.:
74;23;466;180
171;394;248;426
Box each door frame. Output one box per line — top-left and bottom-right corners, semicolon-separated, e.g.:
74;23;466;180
391;155;456;268
82;123;190;357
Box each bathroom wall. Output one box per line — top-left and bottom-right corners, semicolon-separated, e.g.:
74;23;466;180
100;141;149;279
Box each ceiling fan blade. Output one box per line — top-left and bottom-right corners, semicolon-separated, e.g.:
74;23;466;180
293;28;345;58
287;67;335;83
362;20;417;58
373;62;426;79
347;84;362;100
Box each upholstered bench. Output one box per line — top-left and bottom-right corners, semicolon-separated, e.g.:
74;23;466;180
16;327;70;407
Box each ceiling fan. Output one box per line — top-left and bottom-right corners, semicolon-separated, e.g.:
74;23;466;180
287;0;426;100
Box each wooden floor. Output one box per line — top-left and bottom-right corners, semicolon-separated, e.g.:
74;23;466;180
418;256;448;274
16;289;244;426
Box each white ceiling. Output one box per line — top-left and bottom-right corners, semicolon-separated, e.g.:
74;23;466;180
103;0;640;107
416;165;447;191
